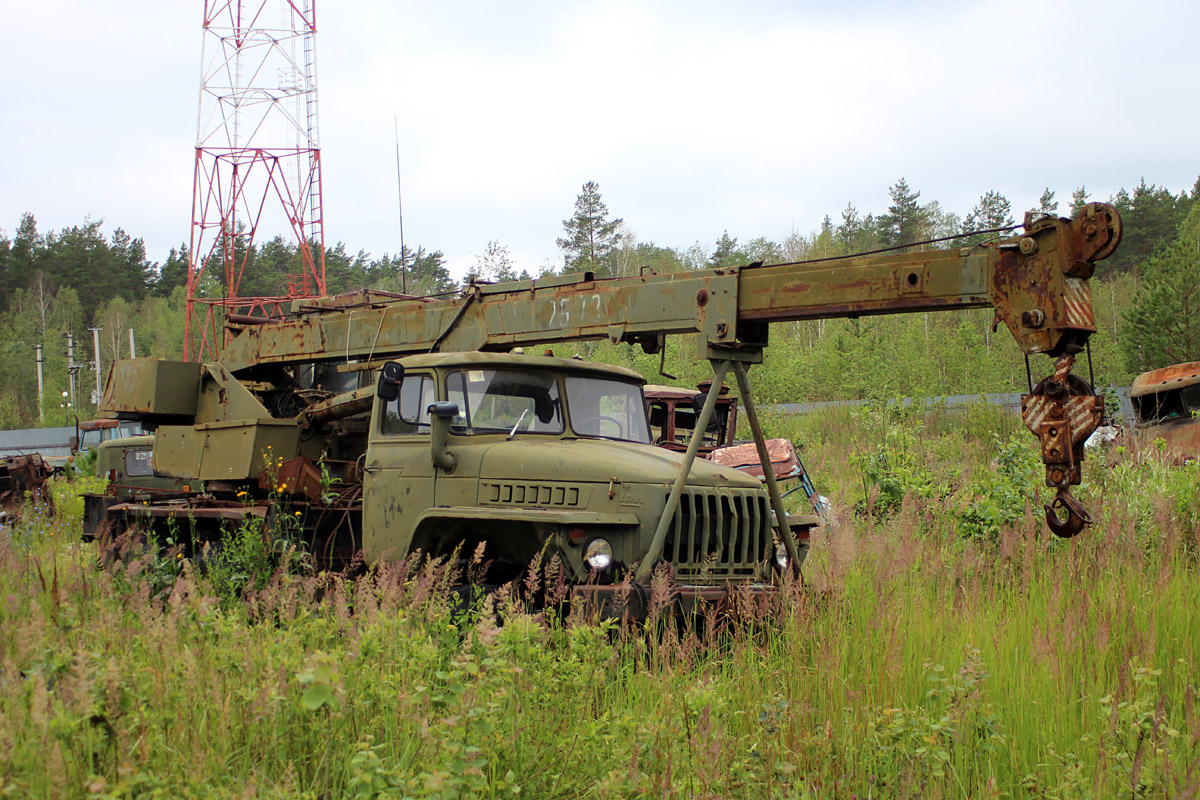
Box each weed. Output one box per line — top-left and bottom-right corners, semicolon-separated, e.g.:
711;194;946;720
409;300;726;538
0;412;1197;798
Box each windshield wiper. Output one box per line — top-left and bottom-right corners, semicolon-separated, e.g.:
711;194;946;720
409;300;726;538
507;408;529;440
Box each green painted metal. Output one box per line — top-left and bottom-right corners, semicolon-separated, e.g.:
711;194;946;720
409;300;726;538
101;359;201;419
731;360;799;573
635;359;730;583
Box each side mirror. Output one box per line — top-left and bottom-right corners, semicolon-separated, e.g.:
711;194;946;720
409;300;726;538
427;401;460;419
427;401;460;472
377;361;404;401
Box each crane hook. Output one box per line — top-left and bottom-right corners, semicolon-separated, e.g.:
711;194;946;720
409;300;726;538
1044;488;1091;538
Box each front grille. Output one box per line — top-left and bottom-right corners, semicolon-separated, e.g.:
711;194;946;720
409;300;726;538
663;488;770;578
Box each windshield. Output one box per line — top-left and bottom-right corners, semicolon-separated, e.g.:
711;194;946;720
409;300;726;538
125;448;155;477
565;375;651;443
447;369;564;435
1136;385;1200;423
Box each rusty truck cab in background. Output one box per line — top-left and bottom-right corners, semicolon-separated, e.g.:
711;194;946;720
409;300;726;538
1129;361;1200;464
644;381;737;455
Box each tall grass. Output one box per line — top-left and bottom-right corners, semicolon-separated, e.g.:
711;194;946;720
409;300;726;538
0;411;1197;798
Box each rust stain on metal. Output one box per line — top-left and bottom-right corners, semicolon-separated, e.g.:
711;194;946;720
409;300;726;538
109;500;269;521
258;456;324;502
1130;360;1200;465
0;454;54;510
710;438;801;481
1130;361;1200;397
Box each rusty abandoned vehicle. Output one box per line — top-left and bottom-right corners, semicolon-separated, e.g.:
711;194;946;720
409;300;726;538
86;204;1123;616
1128;361;1200;465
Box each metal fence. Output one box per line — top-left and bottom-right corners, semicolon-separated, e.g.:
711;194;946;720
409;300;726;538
0;427;75;459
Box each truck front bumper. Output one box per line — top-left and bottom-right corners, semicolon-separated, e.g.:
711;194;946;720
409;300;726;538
571;581;778;621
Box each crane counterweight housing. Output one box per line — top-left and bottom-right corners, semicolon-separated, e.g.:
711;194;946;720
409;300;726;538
92;203;1123;616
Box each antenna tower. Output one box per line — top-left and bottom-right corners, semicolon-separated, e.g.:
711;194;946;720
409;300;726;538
186;0;326;360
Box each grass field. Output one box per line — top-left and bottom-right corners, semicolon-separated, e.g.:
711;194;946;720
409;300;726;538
1;406;1197;799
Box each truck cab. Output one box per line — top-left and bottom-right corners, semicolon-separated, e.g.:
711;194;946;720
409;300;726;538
82;434;192;539
363;352;794;609
1130;361;1200;465
644;382;737;454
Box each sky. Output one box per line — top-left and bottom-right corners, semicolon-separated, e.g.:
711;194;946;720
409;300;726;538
2;0;1198;282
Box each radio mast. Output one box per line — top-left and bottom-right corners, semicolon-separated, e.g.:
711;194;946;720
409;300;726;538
186;0;326;359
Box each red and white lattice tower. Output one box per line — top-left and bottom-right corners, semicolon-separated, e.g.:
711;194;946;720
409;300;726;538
186;0;326;360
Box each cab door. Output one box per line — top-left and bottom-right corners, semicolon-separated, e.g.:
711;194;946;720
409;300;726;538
363;372;436;562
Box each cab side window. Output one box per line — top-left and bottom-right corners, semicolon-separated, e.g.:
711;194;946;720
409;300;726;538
381;373;434;435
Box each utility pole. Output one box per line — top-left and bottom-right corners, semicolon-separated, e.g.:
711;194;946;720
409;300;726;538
129;328;137;359
64;331;79;409
33;344;44;423
88;326;103;406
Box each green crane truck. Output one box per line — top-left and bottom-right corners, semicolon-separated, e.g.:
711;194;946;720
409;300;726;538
88;204;1122;614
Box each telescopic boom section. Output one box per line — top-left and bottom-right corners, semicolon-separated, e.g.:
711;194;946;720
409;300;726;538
219;204;1119;375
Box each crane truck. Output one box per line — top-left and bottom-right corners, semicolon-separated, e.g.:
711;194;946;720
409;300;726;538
89;203;1122;616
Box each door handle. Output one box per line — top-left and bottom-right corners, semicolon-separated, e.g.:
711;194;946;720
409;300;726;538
363;464;382;474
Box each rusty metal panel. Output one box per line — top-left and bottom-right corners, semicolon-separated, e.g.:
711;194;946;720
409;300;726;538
0;454;53;508
709;438;802;482
734;249;992;323
259;456;323;501
154;420;299;481
194;363;275;423
101;359;201;417
1061;277;1095;331
217;269;741;372
1130;361;1200;398
1136;419;1200;466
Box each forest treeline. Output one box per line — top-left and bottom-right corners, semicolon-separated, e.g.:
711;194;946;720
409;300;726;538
0;176;1196;428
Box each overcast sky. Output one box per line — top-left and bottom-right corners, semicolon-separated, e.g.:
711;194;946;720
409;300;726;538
3;0;1197;282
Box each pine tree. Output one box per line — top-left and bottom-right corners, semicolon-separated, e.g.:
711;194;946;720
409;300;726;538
708;231;745;267
9;213;40;303
960;191;1014;246
155;245;190;297
1038;188;1058;216
557;181;625;275
466;240;520;284
0;231;11;312
1107;178;1193;275
400;246;454;296
836;203;862;253
878;178;926;248
1121;203;1200;371
1070;186;1091;215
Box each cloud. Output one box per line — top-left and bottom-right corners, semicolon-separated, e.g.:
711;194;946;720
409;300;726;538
2;0;1197;281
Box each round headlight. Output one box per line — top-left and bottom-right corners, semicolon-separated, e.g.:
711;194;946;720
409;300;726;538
584;538;613;570
774;542;789;570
